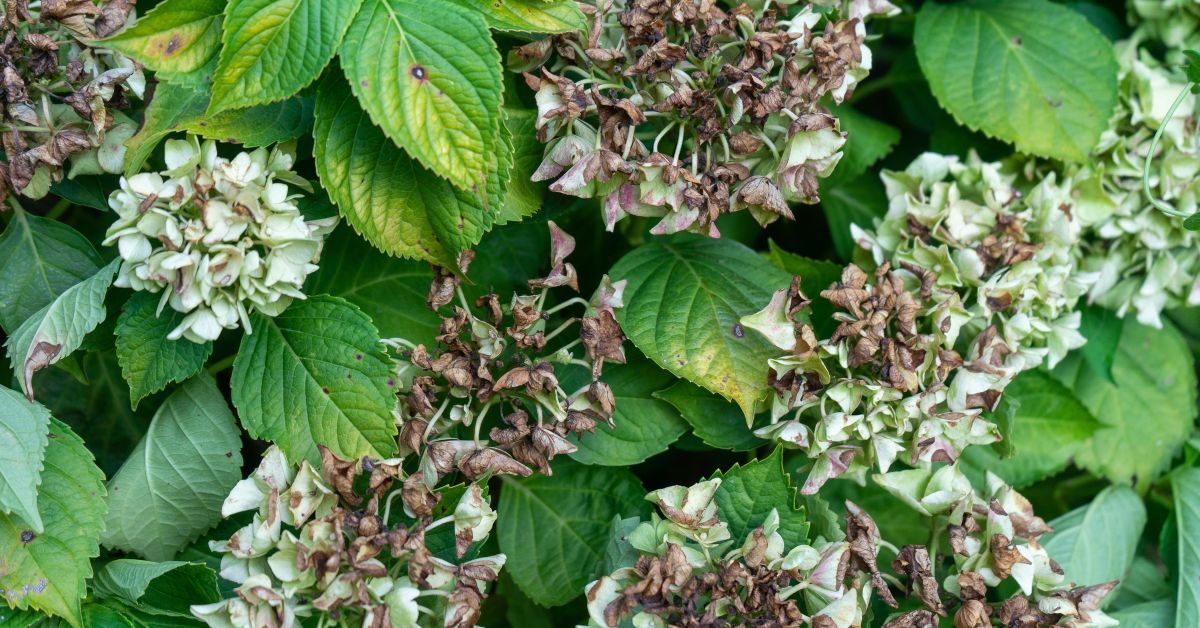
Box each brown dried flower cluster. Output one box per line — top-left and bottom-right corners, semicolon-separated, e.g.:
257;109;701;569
390;222;627;479
198;445;505;627
519;0;896;236
0;0;143;201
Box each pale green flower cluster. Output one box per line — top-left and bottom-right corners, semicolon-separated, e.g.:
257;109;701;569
875;464;1118;627
193;447;504;628
743;152;1095;492
584;478;881;627
1131;0;1200;60
1070;40;1200;328
104;137;335;343
859;151;1095;370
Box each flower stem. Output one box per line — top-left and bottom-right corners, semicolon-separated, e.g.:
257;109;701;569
1141;82;1194;219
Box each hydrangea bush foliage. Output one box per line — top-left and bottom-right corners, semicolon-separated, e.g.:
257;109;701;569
1;0;1199;627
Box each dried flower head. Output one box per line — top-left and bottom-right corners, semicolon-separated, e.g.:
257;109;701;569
0;0;144;201
103;137;335;343
521;0;897;236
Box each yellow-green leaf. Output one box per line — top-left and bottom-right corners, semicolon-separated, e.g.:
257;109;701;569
451;0;585;33
99;0;225;75
341;0;503;190
209;0;363;114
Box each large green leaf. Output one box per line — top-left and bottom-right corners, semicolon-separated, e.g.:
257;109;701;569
6;260;119;400
124;82;312;172
0;212;103;332
341;0;503;189
1111;600;1175;628
960;370;1102;488
1042;486;1145;598
209;0;363;113
450;0;586;32
92;560;220;618
914;0;1118;161
609;235;790;419
312;73;495;266
230;295;399;463
653;380;766;451
114;292;213;409
305;226;440;345
101;374;243;561
712;448;808;547
1172;468;1200;627
1078;305;1122;382
497;108;545;225
498;461;646;607
562;358;688;466
99;0;224;75
1054;318;1196;489
0;419;106;626
0;386;50;533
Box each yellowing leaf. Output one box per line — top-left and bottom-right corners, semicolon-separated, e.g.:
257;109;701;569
341;0;503;190
100;0;225;75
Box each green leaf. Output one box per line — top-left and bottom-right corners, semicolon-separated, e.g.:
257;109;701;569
610;235;790;419
1183;211;1200;231
960;370;1102;488
123;82;211;173
0;386;50;533
652;380;766;451
1110;599;1176;628
114;292;214;409
6;260;119;400
711;447;808;547
1078;305;1122;382
498;461;646;607
765;241;844;338
305;226;440;345
826;106;900;185
124;82;312;172
1183;50;1200;85
49;175;117;211
311;73;495;266
914;0;1118;162
100;374;243;561
1112;557;1170;609
1053;318;1196;489
209;0;363;113
1042;485;1145;598
230;295;399;463
1172;467;1200;627
0;419;106;626
92;560;219;617
449;0;586;32
562;358;688;466
98;0;224;75
181;93;315;147
820;172;887;261
497;108;546;224
0;212;103;332
341;0;503;189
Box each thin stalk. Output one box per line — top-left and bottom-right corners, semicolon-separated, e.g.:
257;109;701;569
1142;83;1195;219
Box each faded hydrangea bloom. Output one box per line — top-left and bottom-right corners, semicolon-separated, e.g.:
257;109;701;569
103;137;335;343
387;222;626;482
742;152;1096;492
584;478;890;627
195;445;506;628
1067;39;1200;328
0;0;144;200
873;464;1117;628
520;0;897;236
1130;0;1200;62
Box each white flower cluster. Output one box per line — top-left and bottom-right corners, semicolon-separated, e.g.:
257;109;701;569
1069;40;1200;328
104;138;335;343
